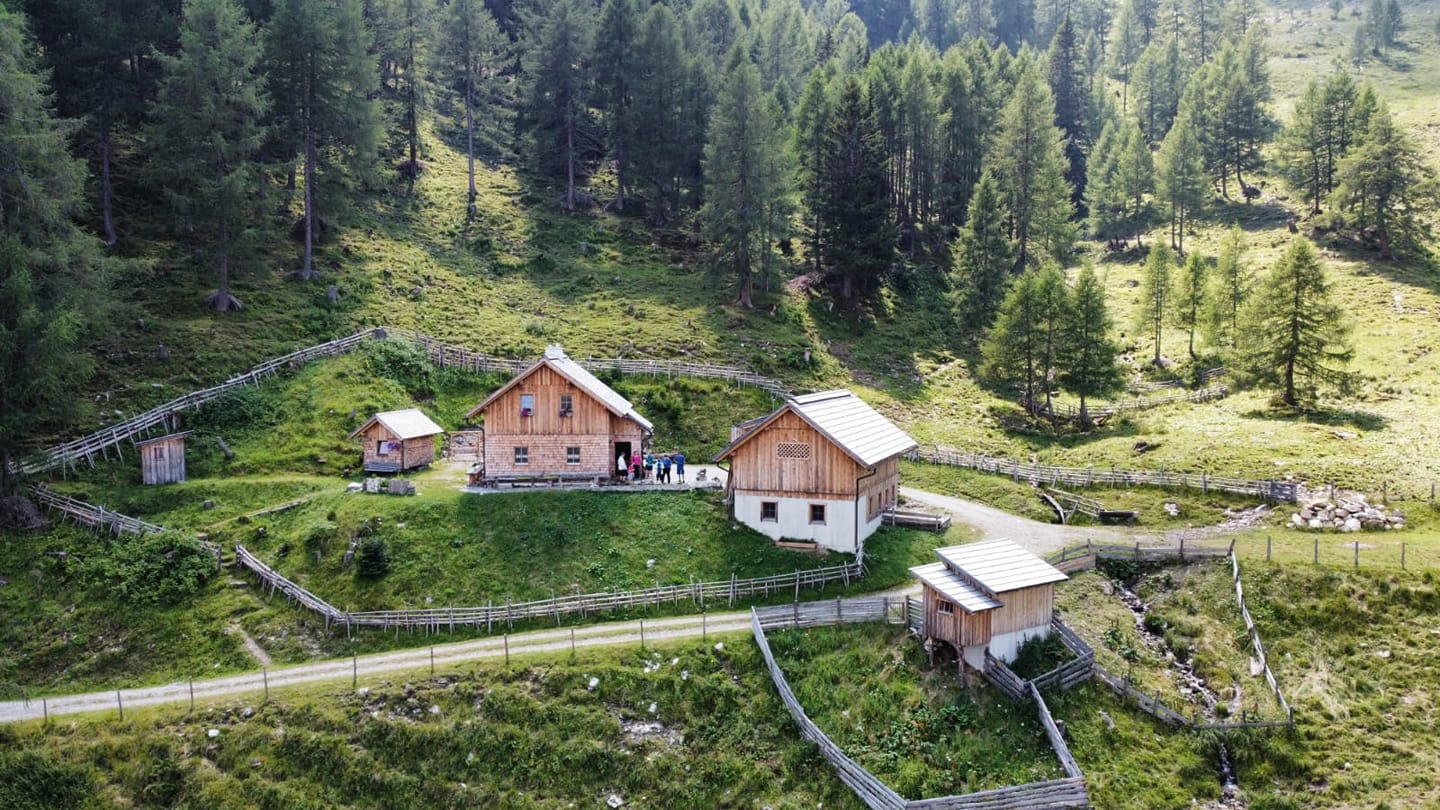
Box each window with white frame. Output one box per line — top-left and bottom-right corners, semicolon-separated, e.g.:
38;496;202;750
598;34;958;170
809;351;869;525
514;447;529;464
566;446;580;464
520;393;534;417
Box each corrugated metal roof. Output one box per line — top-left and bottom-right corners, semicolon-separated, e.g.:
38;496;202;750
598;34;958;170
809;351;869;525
790;390;917;467
909;562;1003;613
350;409;444;440
464;346;653;432
714;389;916;467
935;539;1068;597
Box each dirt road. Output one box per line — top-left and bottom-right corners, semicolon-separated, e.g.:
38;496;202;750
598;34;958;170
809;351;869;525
900;486;1123;554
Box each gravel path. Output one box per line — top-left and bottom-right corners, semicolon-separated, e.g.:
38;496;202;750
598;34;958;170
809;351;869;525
899;486;1123;555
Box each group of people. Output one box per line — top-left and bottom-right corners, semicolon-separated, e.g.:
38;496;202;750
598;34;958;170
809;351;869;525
618;449;686;483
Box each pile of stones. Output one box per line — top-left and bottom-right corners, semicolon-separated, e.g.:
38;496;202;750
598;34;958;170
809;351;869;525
1290;493;1404;532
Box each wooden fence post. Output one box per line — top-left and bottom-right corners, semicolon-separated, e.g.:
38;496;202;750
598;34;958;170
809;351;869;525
1267;535;1272;562
430;646;435;674
189;680;195;711
116;690;123;721
263;668;269;701
1354;541;1359;569
639;619;645;649
702;611;707;642
1401;542;1406;570
353;653;357;688
1314;537;1319;565
504;634;510;666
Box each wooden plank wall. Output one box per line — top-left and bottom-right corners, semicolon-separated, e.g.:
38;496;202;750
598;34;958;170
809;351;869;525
919;585;992;649
481;365;647;477
140;436;186;485
729;412;862;498
989;585;1054;636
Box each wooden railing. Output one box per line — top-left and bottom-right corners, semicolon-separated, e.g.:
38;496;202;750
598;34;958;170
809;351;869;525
1231;555;1294;724
911;445;1299;503
751;608;1089;809
1042;383;1230;423
31;484;222;559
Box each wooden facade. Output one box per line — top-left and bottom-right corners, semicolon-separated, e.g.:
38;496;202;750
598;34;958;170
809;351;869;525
350;409;444;473
138;433;187;485
466;347;652;480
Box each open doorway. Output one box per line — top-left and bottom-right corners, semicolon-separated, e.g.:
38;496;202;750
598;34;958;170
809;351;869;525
614;441;632;480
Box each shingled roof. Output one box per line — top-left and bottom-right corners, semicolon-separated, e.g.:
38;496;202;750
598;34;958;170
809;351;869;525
349;409;444;440
714;389;916;468
464;345;653;432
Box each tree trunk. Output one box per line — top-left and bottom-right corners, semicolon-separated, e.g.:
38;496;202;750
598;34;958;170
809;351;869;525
302;125;316;280
615;136;627;212
465;74;477;221
1078;396;1090;430
736;265;753;308
1377;210;1392;259
101;128;117;246
208;221;243;313
564;118;576;211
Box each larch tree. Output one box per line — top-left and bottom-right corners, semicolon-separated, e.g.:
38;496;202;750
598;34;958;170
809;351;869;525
1135;241;1173;365
1238;239;1353;408
981;270;1043;414
391;0;434;184
1174;250;1208;359
991;61;1075;271
953;172;1015;334
700;59;793;309
1329;104;1440;261
1155;105;1205;253
1204;224;1249;350
1116;118;1155;241
593;0;642;212
519;0;596;212
630;3;708;222
147;0;269;312
793;66;835;272
1085;119;1125;238
266;0;379;280
434;0;510;219
1059;265;1122;427
0;6;108;492
818;77;895;306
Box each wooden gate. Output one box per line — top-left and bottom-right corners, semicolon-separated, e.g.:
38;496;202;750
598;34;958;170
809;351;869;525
447;430;482;462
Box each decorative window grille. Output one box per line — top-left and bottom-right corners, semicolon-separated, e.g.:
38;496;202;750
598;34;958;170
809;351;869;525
775;443;811;459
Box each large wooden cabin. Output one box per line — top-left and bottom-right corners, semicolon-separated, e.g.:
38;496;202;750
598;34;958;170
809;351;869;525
714;390;916;554
910;539;1068;672
350;409;444;473
138;432;188;485
465;345;653;481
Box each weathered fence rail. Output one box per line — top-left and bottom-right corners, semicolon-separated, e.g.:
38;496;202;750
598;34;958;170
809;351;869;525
1042;540;1234;572
1231;555;1294;724
31;484;223;559
1044;383;1230;423
1131;367;1227;394
912;445;1300;503
232;541;865;632
20;327;791;477
752;609;1089;809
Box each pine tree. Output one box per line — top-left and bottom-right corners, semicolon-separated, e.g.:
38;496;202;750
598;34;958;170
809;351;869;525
756;0;813;101
1329;104;1440;260
519;0;596;211
935;44;992;231
793;67;835;272
1174;250;1208;359
0;7;107;491
630;4;707;222
594;0;643;212
992;61;1076;270
1047;14;1089;204
1117;119;1156;238
818;77;895;305
701;60;793;308
1059;265;1122;427
1085;120;1125;238
148;0;269;312
1131;36;1187;144
1109;0;1147;113
1277;79;1328;215
1031;264;1071;416
434;0;510;219
953;172;1014;333
1204;224;1249;350
1155;105;1205;253
384;0;433;184
267;0;380;280
1136;242;1173;365
1239;239;1353;408
981;271;1043;414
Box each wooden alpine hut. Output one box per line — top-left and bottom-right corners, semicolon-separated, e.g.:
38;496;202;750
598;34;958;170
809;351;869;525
714;390;916;554
910;539;1068;672
464;345;652;482
350;408;444;473
138;432;189;485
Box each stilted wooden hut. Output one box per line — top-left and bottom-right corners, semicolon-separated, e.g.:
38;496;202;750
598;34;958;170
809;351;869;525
138;432;189;485
465;345;653;483
350;409;444;473
713;390;916;554
910;539;1068;672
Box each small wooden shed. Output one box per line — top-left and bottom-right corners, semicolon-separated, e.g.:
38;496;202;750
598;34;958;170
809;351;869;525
910;539;1068;672
138;432;189;485
350;409;444;473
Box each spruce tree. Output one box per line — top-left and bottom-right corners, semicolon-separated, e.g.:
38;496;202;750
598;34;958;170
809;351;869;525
1175;251;1208;359
1031;264;1071;416
266;0;379;280
1205;224;1249;350
818;77;895;305
148;0;269;312
1059;265;1122;427
1239;239;1353;408
519;0;596;211
1329;104;1440;260
1047;14;1089;204
0;7;107;491
1117;119;1156;239
953;172;1014;333
594;0;642;211
701;60;793;309
1156;106;1205;253
1136;242;1173;365
991;61;1075;270
434;0;510;219
794;67;835;271
981;271;1043;414
1085;120;1125;238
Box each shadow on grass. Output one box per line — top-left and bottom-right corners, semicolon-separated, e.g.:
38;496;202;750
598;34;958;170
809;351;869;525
1239;405;1389;432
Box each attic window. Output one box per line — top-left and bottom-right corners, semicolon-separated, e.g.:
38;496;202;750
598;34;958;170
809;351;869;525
559;394;573;417
775;443;811;459
520;393;534;417
937;600;954;615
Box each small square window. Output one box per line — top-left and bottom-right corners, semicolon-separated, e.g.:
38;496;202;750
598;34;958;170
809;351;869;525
809;504;826;524
559;394;573;417
519;393;534;416
376;441;389;456
514;447;529;465
760;501;778;522
937;600;954;615
566;446;580;464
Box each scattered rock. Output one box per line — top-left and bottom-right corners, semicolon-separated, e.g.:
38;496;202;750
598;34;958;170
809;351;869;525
207;729;220;739
1376;649;1391;659
1163;502;1179;517
241;706;255;719
1098;710;1115;731
607;795;625;809
587;677;600;691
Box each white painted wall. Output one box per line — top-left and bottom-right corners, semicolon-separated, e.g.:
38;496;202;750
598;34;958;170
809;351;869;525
734;493;881;554
987;624;1053;665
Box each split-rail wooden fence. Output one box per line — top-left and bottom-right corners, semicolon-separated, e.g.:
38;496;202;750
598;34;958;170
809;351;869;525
1041;383;1230;424
30;483;223;560
911;444;1300;503
751;603;1089;809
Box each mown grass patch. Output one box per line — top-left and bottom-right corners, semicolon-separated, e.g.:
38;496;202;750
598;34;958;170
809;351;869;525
768;623;1063;799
